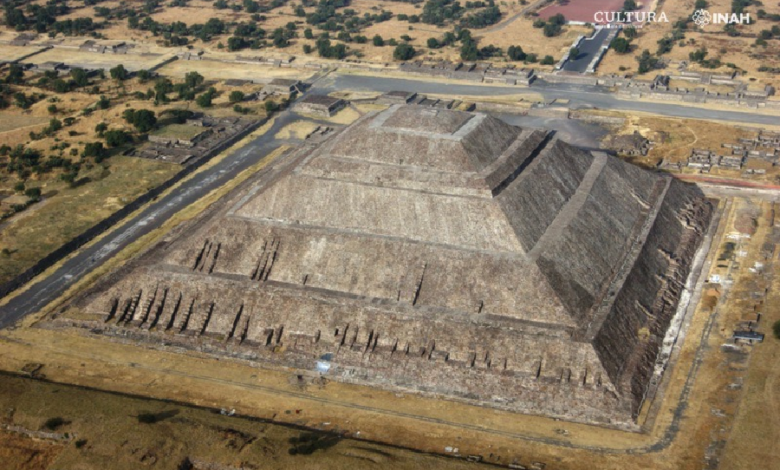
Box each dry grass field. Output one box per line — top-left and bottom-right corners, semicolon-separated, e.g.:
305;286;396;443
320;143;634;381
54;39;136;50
156;58;312;82
598;0;780;87
0;374;492;470
25;48;170;72
0;111;49;133
0;156;179;284
0;52;296;284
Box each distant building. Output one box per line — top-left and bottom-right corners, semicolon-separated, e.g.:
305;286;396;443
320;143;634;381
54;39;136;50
36;61;66;73
733;330;764;343
294;95;346;117
262;78;301;95
378;91;418;105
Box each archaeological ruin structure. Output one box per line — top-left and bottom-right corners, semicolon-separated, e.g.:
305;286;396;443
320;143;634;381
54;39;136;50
58;105;713;427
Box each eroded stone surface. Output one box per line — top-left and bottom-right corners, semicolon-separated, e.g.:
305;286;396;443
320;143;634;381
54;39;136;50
59;105;713;428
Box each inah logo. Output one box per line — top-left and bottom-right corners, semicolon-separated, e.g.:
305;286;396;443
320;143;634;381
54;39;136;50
691;8;750;25
691;9;711;26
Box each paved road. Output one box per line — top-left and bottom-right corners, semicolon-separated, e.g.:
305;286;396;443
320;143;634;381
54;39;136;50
562;28;611;73
2;70;779;327
317;73;780;126
0;111;322;328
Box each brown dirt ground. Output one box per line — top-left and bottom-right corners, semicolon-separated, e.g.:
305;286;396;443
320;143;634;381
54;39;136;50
598;0;780;88
0;374;494;470
0;431;63;470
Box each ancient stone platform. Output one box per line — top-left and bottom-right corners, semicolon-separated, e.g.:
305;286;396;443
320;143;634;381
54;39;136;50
60;105;713;427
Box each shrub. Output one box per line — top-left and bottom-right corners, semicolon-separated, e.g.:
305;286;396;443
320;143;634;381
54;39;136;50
44;417;65;430
137;413;159;424
773;319;780;340
393;43;416;61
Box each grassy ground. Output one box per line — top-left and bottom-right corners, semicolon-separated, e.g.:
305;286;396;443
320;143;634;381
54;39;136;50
151;123;207;140
719;204;780;469
0;374;491;470
156;59;311;82
0;156;179;284
597;0;780;87
0;112;48;133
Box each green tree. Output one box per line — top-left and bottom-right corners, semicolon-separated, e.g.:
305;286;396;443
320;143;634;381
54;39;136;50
507;45;525;61
540;55;555;65
636;49;658;74
196;93;213;108
95;122;108;136
71;68;89;87
264;99;279;113
137;69;152;82
611;37;631;54
229;90;245;103
24;187;41;200
373;34;384;46
460;41;478;61
5;64;24;84
109;64;128;81
97;95;110;110
393;43;416;61
82;141;106;160
543;22;562;37
104;129;131;147
133;109;156;132
427;37;439;48
689;47;708;63
47;118;62;134
184;71;205;90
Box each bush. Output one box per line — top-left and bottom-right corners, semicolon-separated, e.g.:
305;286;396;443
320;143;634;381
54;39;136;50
103;129;132;147
540;55;555;65
393;43;416;61
543;22;561;37
122;109;157;133
75;439;87;449
24;187;41;199
773;319;780;340
507;45;525;61
109;64;128;81
137;413;159;424
611;37;631;54
229;91;245;103
44;417;65;430
264;100;279;114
